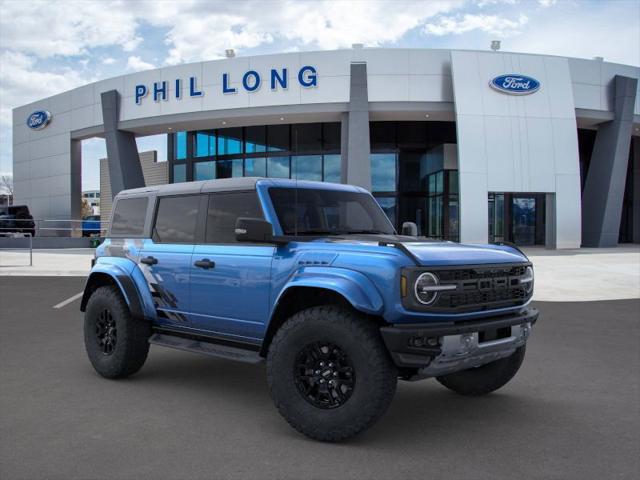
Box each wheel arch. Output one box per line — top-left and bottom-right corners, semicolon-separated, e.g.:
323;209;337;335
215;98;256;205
81;262;154;321
260;282;385;357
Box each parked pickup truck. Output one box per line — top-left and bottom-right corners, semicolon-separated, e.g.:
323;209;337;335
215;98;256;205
81;177;537;441
0;205;35;237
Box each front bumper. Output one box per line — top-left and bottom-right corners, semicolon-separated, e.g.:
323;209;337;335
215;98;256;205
380;307;538;379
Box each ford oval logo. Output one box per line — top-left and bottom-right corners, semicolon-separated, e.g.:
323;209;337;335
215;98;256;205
26;110;52;130
490;74;540;95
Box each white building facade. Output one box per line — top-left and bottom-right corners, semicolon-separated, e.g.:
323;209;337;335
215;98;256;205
11;48;640;247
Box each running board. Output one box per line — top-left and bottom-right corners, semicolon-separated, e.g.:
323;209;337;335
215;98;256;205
149;333;264;364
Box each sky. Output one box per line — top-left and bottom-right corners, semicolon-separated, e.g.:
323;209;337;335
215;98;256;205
0;0;639;192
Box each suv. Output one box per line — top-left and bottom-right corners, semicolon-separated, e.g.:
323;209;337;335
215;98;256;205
0;205;36;237
81;178;537;441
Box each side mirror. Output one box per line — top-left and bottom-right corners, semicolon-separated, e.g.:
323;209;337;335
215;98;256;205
401;221;418;236
235;217;275;243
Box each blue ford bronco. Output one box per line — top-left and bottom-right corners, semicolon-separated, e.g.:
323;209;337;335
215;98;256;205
81;177;537;441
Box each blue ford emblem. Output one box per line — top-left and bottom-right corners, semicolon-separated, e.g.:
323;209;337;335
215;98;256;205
490;74;540;95
26;110;52;130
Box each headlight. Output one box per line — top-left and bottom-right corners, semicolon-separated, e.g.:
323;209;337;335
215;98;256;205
521;266;534;294
414;272;441;305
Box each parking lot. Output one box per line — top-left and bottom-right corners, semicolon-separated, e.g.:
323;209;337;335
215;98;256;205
1;276;638;479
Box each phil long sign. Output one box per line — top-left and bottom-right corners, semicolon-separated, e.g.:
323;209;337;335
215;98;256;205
490;74;540;95
135;65;318;105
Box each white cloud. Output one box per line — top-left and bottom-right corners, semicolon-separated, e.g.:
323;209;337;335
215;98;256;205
126;56;155;72
127;0;464;65
0;50;93;172
424;13;529;37
102;57;116;65
538;0;557;7
0;0;142;58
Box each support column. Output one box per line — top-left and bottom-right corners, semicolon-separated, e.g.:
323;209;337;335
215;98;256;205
341;63;371;190
101;90;145;198
581;75;638;247
632;136;640;243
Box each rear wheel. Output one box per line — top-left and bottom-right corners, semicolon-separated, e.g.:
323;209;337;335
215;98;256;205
267;305;397;442
436;346;526;396
84;286;150;379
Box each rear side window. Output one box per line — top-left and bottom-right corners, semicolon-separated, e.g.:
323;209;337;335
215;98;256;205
153;195;200;243
206;192;263;243
110;197;148;236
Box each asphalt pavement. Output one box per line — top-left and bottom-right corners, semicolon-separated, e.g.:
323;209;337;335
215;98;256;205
0;277;638;480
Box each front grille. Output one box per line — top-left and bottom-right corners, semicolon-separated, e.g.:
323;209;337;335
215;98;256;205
403;263;532;313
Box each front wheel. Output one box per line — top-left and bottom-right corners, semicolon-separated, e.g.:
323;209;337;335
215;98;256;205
436;346;526;396
84;286;150;379
267;305;397;442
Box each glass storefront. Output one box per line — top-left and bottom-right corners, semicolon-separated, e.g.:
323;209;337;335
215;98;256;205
169;123;341;183
169;120;461;240
488;193;546;246
369;121;459;240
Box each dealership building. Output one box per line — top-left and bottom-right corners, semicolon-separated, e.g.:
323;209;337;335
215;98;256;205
11;47;640;248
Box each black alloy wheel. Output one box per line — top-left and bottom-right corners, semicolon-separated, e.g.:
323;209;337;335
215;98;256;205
294;342;356;409
95;308;117;355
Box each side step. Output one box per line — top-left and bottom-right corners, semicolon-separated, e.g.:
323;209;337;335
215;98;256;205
149;333;264;364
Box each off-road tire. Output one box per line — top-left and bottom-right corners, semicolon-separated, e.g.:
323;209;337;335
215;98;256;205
84;286;150;379
267;305;397;442
436;346;526;396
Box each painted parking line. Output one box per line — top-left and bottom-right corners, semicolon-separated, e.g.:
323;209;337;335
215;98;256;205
53;292;84;309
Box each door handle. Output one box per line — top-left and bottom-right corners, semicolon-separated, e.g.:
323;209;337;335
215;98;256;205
194;258;215;269
140;256;158;266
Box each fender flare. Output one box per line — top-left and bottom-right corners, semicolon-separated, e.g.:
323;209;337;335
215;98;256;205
272;266;385;318
80;259;156;321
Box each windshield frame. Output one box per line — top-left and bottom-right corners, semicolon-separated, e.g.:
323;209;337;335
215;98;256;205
266;186;396;237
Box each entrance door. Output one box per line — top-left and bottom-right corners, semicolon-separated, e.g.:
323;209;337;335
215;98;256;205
511;196;536;245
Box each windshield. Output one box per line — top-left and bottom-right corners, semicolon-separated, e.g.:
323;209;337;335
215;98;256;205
269;187;395;236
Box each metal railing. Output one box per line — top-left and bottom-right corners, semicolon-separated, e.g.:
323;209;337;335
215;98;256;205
0;218;109;237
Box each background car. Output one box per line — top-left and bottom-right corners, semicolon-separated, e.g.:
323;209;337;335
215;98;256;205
0;205;36;237
82;215;101;237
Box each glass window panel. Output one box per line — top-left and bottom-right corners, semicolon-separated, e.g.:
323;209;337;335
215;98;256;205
398;152;428;192
374;197;396;227
436;171;444;194
110;197;148;236
448;170;459;195
153;195;200;243
397;121;426;149
194;161;215;181
370;122;396;150
217;159;243;179
323;154;341;183
245;126;267;153
291;123;322;152
448;197;459;241
267;156;290;178
195;131;215;157
244;157;266;177
323;123;341;151
371;153;396;192
291;155;322;181
267;124;290;152
206;192;264;244
217;127;242;155
174;131;187;160
173;164;186;183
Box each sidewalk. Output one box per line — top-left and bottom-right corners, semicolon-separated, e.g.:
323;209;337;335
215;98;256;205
1;246;638;302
